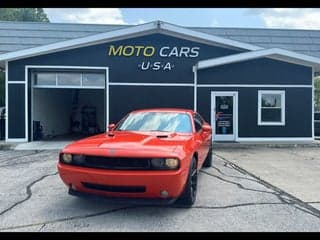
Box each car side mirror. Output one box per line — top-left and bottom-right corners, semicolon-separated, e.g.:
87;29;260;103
108;123;116;131
202;124;212;133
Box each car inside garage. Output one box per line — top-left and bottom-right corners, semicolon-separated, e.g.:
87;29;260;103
31;71;106;141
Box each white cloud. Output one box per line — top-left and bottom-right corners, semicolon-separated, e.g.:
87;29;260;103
44;8;127;25
136;19;146;24
251;8;320;29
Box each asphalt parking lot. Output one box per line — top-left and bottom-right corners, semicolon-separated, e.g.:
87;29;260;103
0;148;320;232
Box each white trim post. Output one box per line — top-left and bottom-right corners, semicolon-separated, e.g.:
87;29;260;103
312;67;315;140
193;66;197;111
106;67;109;127
25;66;29;141
5;61;8;141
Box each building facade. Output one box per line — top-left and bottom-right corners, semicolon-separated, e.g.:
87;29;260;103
0;21;320;142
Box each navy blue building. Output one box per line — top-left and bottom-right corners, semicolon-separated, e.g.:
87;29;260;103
1;21;320;142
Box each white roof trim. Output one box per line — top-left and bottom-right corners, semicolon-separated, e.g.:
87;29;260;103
0;20;263;63
196;48;320;71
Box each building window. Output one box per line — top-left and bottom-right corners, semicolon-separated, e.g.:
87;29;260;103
33;72;105;88
258;90;285;126
35;73;56;85
82;73;105;87
57;73;81;86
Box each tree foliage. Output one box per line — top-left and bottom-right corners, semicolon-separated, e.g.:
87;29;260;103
0;8;49;22
0;8;49;107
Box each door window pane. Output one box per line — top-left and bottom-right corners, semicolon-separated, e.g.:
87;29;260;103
34;72;105;88
82;73;105;87
215;96;233;135
35;73;56;85
57;73;81;86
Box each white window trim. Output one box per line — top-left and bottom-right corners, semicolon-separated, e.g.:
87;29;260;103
258;90;285;126
26;65;109;142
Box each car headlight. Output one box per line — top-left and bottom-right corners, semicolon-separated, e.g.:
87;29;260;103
61;153;72;163
165;158;179;169
150;158;179;170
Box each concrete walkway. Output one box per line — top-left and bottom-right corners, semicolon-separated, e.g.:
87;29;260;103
14;141;72;150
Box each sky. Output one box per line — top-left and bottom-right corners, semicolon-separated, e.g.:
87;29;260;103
44;8;320;30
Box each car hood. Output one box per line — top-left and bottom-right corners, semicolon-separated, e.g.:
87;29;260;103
64;131;193;157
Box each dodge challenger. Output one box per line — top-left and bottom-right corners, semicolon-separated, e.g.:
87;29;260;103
58;108;212;206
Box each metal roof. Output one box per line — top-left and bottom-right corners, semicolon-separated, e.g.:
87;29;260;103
0;21;128;54
190;27;320;58
1;20;320;58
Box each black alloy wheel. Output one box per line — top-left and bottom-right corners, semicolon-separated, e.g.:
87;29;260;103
176;157;198;207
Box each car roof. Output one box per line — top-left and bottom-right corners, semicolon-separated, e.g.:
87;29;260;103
130;108;195;114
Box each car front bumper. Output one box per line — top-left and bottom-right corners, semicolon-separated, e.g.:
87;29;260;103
57;162;189;199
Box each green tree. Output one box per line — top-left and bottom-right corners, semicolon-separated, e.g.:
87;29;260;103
314;76;320;112
0;8;49;22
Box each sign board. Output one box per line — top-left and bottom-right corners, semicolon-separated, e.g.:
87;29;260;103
108;45;200;71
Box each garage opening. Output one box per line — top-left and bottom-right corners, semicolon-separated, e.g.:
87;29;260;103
31;70;107;141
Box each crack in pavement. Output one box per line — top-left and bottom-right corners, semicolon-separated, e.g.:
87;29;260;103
214;153;320;219
0;171;58;216
0;205;137;231
0;201;300;231
1;152;319;231
210;164;261;184
201;169;320;219
200;170;275;195
38;224;46;232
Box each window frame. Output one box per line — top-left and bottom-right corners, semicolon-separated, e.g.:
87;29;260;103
33;71;105;88
258;90;285;126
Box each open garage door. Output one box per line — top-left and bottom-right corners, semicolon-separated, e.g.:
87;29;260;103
31;70;107;141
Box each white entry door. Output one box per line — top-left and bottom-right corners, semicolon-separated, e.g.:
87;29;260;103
211;92;238;141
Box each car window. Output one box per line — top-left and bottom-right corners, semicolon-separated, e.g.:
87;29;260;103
194;113;204;125
116;112;193;133
193;114;203;132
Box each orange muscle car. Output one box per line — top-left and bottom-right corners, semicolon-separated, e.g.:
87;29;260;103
57;108;212;206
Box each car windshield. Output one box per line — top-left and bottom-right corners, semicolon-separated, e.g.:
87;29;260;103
116;112;193;133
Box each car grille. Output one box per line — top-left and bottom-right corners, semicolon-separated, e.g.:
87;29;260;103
82;182;146;193
72;156;151;170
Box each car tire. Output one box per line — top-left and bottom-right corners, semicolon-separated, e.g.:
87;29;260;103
176;157;198;207
203;143;213;168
